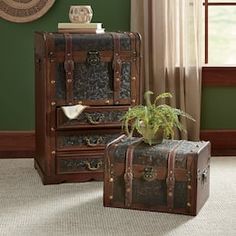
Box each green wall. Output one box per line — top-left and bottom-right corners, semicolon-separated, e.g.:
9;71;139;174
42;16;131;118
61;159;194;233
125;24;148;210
1;1;236;131
201;87;236;129
0;0;130;130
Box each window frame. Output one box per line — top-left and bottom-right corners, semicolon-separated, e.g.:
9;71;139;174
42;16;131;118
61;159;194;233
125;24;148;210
204;1;236;64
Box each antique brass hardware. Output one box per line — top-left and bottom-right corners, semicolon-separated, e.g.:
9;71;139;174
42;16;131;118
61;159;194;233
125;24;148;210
64;59;74;72
84;136;104;147
197;166;209;184
143;167;156;182
84;160;102;171
87;50;100;66
85;113;105;125
202;169;208;184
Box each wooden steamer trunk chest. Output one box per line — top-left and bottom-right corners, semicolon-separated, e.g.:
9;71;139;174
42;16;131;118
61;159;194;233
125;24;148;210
34;32;141;184
104;136;211;216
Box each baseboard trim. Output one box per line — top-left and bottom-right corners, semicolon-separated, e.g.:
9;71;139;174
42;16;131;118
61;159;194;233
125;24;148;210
200;130;236;156
0;130;235;158
0;131;35;158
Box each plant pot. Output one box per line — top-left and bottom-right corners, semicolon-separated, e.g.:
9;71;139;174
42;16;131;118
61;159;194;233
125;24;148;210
138;125;164;145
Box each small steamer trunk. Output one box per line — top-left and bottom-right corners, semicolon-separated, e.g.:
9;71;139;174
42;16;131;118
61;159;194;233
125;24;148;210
34;32;141;184
104;135;211;216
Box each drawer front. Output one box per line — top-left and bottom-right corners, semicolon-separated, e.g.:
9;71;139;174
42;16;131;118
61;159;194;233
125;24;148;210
56;152;103;174
57;106;128;129
56;130;122;151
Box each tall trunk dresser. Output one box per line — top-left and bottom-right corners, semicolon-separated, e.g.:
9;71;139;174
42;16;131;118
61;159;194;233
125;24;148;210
34;32;142;184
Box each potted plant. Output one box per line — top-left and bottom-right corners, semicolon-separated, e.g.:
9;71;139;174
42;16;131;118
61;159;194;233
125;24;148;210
121;91;195;145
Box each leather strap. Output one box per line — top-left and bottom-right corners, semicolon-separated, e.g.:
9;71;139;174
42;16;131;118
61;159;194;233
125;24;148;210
64;33;74;105
111;33;121;105
166;141;184;210
124;138;143;207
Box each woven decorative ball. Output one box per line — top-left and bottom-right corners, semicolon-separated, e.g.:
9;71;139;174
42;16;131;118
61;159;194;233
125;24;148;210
0;0;55;23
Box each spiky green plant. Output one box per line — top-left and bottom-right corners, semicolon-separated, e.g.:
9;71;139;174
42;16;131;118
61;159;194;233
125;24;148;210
121;91;195;145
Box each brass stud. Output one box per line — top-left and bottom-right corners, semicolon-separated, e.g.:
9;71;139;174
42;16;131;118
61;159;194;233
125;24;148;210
115;101;119;105
50;59;54;63
105;100;110;104
126;188;131;193
116;78;120;82
170;170;173;174
51;127;55;131
51;151;56;155
187;202;191;207
188;178;191;182
51;102;56;106
168;192;173;197
67;79;72;83
109;178;114;182
132;77;136;81
78;101;83;105
188;185;192;189
131;99;136;103
50;80;55;84
109;195;113;200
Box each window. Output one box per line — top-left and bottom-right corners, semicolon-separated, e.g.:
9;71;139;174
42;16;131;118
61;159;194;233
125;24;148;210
204;0;236;64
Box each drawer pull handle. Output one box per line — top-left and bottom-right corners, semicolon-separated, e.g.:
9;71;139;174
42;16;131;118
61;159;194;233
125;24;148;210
85;114;104;125
85;160;102;171
85;137;104;147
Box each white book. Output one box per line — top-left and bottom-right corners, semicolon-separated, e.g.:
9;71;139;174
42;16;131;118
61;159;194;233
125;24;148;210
58;22;103;30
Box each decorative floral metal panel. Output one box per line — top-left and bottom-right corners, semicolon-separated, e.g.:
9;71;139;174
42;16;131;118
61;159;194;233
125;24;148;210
73;62;113;101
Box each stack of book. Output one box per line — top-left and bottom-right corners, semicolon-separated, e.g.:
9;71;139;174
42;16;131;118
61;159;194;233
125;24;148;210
58;22;105;34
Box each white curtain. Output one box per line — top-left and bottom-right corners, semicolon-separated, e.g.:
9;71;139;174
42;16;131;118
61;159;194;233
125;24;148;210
131;0;203;140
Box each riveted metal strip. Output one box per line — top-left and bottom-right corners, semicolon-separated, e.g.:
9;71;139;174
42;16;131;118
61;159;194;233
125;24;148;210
64;33;74;105
111;33;122;105
186;155;193;212
46;32;56;174
129;32;138;106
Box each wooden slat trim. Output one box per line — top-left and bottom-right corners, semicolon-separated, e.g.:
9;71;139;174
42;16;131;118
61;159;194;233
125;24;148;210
202;66;236;86
200;130;236;156
0;131;35;158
